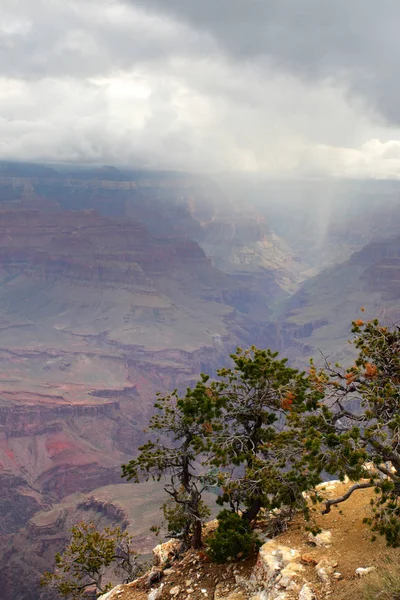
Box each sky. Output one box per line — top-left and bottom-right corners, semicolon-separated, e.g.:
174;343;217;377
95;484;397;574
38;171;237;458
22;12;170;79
2;0;400;177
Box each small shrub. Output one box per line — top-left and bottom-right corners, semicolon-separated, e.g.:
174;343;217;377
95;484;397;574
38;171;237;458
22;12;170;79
207;510;260;563
40;522;141;599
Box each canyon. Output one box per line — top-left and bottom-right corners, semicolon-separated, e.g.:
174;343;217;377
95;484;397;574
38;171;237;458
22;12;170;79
277;233;400;364
0;164;285;600
0;163;399;600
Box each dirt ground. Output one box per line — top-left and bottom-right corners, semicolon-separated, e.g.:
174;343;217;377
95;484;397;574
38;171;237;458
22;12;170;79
277;480;399;599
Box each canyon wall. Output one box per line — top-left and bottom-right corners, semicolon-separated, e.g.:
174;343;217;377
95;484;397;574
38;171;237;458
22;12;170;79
0;165;286;600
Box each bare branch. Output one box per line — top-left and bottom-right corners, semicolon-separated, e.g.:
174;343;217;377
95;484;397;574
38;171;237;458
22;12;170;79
322;482;375;515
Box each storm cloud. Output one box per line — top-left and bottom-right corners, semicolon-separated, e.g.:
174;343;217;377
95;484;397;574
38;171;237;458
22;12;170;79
2;0;400;176
131;0;400;122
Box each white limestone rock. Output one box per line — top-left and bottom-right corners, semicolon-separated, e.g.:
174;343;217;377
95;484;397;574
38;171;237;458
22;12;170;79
148;585;164;600
97;588;124;600
169;584;181;596
316;557;338;586
153;539;181;567
251;539;305;599
308;530;332;548
298;583;316;600
355;566;376;577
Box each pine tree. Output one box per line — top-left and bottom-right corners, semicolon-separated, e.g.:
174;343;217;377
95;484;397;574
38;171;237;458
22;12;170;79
306;318;400;546
121;383;216;549
203;347;323;524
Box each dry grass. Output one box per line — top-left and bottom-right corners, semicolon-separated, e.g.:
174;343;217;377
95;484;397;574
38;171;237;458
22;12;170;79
362;554;400;600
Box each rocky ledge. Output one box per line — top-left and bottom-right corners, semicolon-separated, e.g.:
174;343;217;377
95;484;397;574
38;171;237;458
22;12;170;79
98;480;397;600
77;496;129;527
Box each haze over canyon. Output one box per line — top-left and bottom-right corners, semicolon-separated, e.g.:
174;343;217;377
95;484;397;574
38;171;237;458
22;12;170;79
0;162;398;599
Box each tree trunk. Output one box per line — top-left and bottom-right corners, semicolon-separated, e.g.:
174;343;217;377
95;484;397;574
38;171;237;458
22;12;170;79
191;520;202;549
242;498;262;523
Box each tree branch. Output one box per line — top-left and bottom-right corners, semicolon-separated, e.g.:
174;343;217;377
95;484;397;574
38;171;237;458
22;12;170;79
322;481;375;514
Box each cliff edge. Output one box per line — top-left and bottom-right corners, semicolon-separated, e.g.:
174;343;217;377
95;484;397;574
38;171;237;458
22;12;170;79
98;480;400;600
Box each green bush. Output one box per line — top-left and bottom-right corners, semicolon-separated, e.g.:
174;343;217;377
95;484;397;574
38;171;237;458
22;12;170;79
207;510;260;563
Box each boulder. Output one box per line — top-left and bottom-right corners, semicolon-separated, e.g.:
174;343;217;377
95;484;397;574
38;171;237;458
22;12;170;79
307;530;332;548
153;539;181;567
355;566;376;577
251;539;304;598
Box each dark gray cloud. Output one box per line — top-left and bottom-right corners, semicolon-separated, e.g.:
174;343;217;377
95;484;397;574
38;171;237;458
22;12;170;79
130;0;400;125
